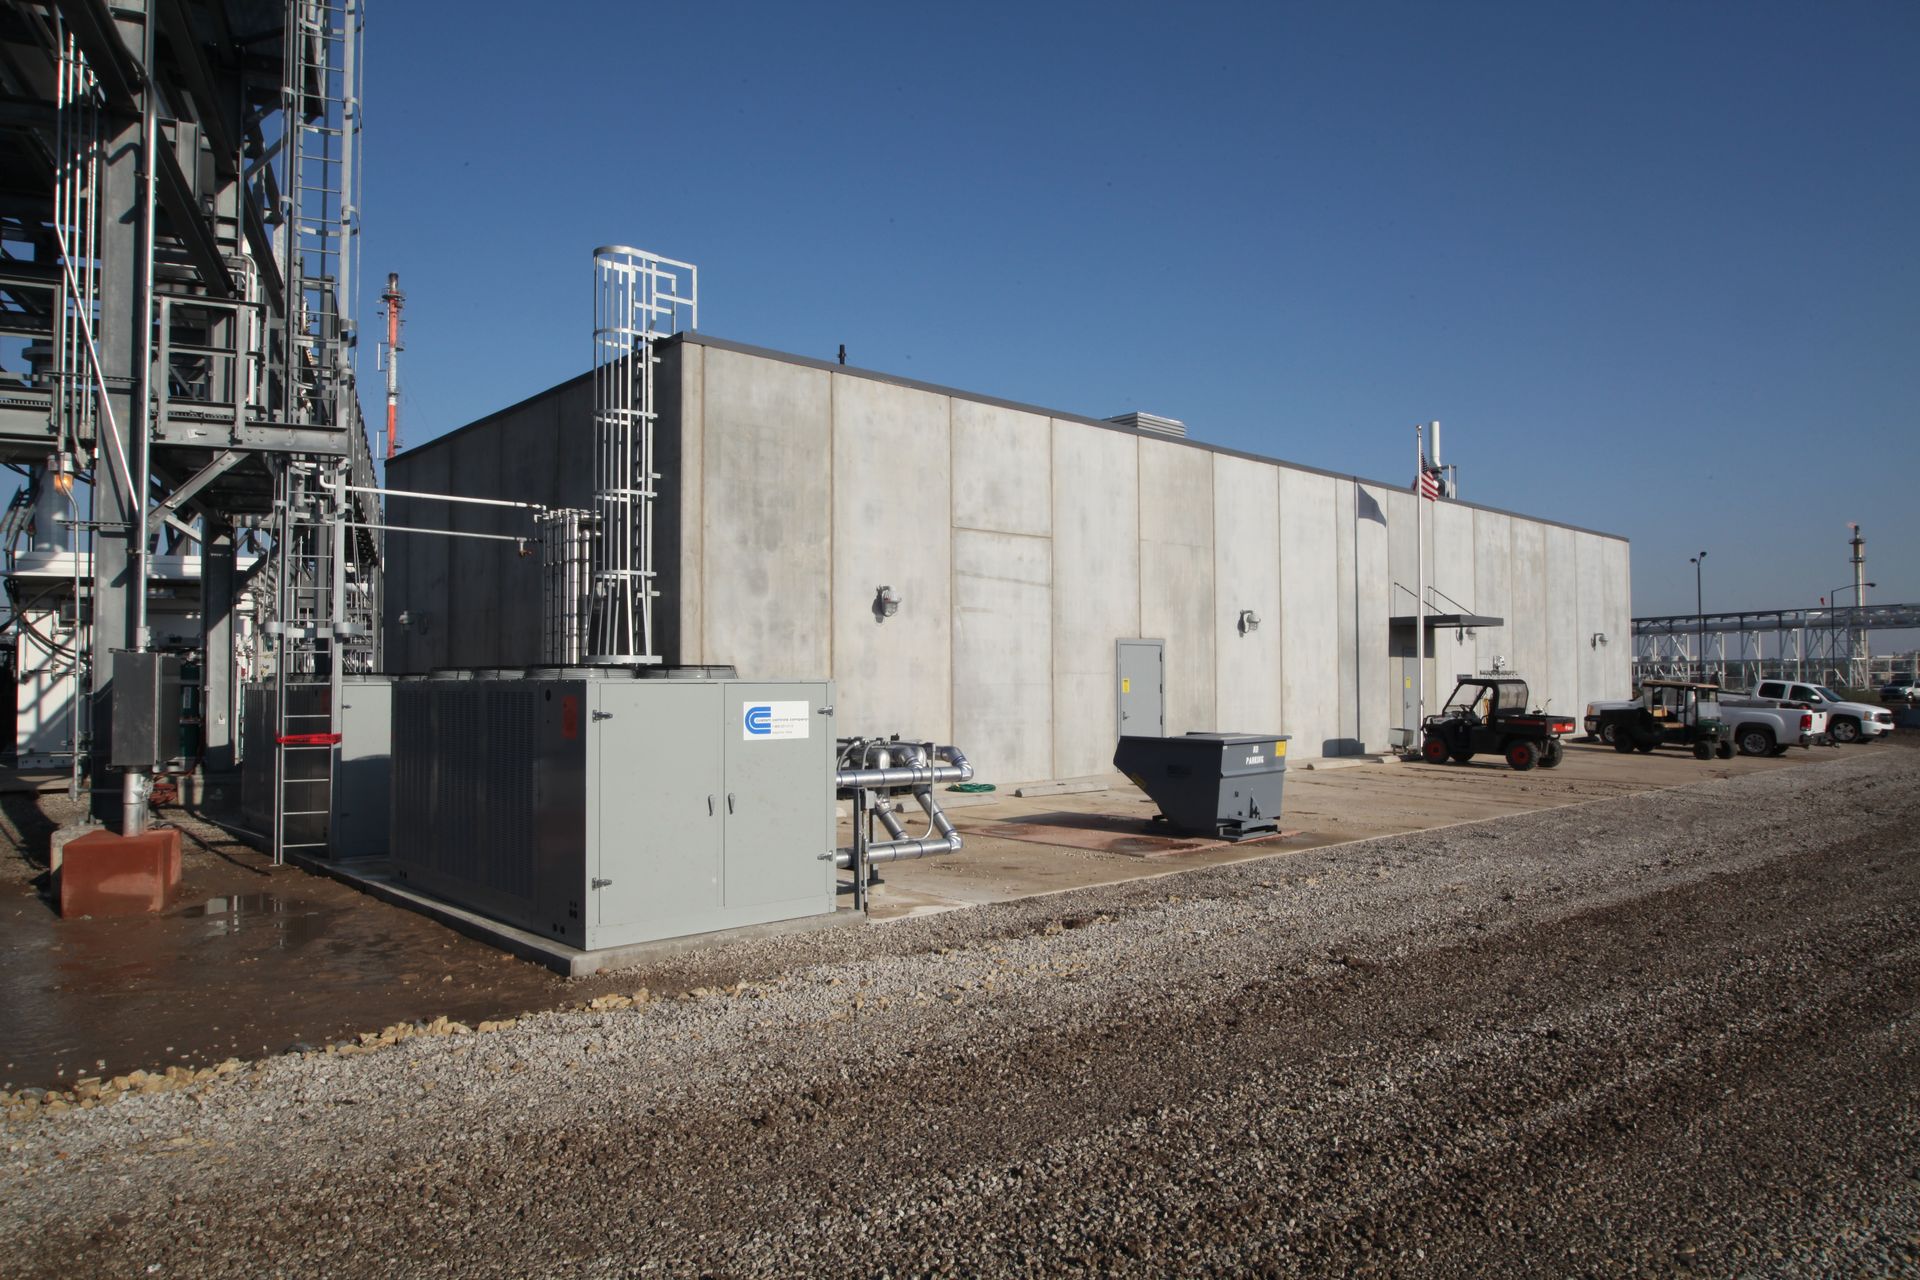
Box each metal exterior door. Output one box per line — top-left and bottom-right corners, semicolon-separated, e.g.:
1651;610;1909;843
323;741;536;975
1117;639;1165;737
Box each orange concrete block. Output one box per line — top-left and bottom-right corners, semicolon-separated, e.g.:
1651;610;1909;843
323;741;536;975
58;829;183;918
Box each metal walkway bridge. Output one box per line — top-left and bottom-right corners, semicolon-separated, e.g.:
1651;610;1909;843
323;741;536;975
1633;602;1920;688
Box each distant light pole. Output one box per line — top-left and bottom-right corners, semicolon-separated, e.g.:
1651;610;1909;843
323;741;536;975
1830;581;1876;687
1690;552;1708;682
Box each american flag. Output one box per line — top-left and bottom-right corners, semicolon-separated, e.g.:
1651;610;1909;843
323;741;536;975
1418;463;1442;501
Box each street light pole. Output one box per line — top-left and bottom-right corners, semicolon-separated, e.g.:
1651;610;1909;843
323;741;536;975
1690;552;1707;682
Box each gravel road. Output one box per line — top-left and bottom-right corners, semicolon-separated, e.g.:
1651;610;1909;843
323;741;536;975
4;745;1917;1277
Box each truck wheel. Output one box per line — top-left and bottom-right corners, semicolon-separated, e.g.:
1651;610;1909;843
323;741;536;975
1692;742;1712;760
1611;733;1636;754
1634;740;1656;753
1451;749;1475;764
1716;740;1735;759
1505;740;1539;771
1830;717;1860;744
1599;723;1617;745
1421;736;1449;764
1737;727;1774;757
1539;740;1564;769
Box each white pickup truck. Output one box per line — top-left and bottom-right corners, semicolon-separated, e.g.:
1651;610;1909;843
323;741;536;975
1749;679;1895;744
1717;696;1829;756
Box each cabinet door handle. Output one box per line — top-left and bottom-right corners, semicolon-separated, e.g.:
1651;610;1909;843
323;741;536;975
707;795;715;816
726;792;736;815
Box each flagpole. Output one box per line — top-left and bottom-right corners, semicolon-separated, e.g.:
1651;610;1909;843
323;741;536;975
1415;422;1426;749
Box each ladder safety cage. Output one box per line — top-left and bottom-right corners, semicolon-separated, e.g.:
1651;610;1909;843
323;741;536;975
587;247;696;665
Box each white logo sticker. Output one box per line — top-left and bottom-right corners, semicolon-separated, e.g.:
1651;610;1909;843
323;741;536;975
742;700;811;741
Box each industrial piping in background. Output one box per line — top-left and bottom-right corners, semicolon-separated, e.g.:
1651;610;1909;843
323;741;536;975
835;738;973;911
379;273;404;460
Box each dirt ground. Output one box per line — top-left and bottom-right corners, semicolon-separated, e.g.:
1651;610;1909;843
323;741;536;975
1;737;1914;1276
0;738;1835;1091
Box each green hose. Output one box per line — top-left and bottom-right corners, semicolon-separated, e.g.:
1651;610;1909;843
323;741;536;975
946;782;996;793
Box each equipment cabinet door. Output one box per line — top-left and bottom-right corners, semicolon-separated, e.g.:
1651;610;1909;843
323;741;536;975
723;683;834;911
594;682;723;929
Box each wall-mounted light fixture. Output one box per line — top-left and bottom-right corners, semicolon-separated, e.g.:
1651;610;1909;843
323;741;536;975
1591;632;1607;648
873;585;901;622
1237;609;1260;635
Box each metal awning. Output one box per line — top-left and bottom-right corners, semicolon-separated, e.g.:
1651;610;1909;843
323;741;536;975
1388;613;1504;631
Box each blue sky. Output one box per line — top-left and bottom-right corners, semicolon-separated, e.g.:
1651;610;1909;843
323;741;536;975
359;1;1918;623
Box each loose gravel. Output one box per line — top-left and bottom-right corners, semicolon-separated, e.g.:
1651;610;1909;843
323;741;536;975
3;744;1916;1277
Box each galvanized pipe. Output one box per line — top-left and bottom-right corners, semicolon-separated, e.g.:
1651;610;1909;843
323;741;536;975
834;742;972;872
834;744;974;791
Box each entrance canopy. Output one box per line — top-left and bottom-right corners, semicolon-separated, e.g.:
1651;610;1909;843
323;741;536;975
1388;613;1504;631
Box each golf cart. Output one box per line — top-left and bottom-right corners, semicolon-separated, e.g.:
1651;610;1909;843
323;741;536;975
1593;680;1733;760
1419;676;1576;772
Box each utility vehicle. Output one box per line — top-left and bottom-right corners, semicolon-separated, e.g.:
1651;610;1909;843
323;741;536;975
1419;676;1575;772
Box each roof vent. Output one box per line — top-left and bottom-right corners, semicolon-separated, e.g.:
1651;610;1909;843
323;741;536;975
1104;412;1186;439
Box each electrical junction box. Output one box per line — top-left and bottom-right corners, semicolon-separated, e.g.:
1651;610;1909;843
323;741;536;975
109;650;187;768
390;670;837;951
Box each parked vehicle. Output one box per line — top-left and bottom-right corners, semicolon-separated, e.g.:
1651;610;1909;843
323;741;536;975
1880;679;1919;706
1750;679;1894;743
1420;676;1575;772
1717;695;1828;756
1594;680;1732;760
1583;696;1639;743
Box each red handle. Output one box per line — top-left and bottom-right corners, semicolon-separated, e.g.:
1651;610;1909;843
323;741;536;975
276;733;342;746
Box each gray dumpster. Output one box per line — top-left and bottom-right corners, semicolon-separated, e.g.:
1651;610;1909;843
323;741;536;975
1113;732;1289;841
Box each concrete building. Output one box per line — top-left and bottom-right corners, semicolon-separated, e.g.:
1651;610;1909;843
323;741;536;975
385;334;1631;781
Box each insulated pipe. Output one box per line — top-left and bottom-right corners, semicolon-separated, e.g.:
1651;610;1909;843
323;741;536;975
834;763;969;868
834;744;974;791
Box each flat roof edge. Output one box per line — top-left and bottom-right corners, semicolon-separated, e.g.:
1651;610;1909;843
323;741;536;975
395;331;1629;545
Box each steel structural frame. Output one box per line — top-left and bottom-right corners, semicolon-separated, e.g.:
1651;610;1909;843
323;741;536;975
0;1;382;839
1632;603;1920;688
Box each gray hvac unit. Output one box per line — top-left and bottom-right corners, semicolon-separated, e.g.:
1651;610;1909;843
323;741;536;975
1114;731;1290;841
390;670;837;950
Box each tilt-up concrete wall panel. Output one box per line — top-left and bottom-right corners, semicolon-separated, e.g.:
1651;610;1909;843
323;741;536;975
671;343;706;665
952;399;1051;538
953;529;1053;785
830;374;952;740
389;445;448;672
1352;484;1393;750
1138;437;1216;737
951;399;1055;784
1603;539;1632;700
1277;468;1339;757
1472;510;1514;679
1543;525;1582;720
1507;518;1550;701
1333;479;1360;752
1211;454;1282;734
1382;485;1420;735
1575;532;1609;712
1052;419;1140;779
1429;500;1477;620
699;347;833;680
